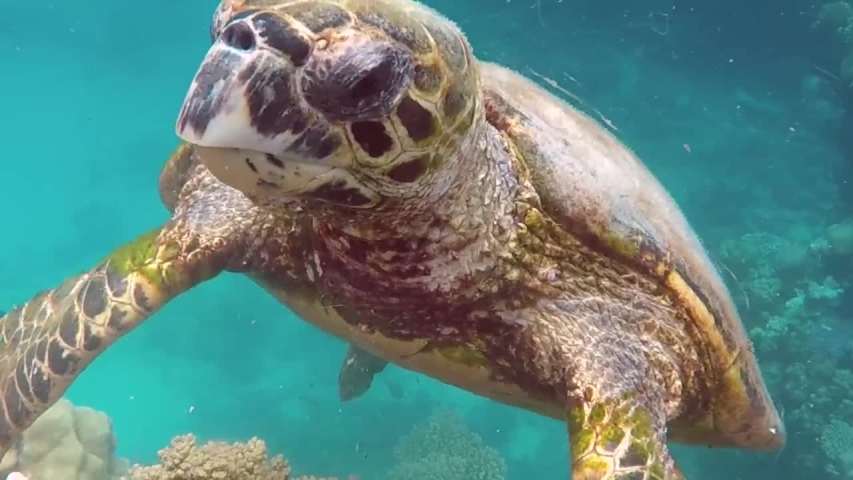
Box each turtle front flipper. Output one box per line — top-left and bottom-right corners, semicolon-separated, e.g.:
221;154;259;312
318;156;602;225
0;178;250;456
568;390;684;480
338;344;389;401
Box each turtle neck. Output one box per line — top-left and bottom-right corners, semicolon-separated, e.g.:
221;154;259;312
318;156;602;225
308;121;524;302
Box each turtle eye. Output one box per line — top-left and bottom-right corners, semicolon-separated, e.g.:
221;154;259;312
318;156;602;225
301;41;414;123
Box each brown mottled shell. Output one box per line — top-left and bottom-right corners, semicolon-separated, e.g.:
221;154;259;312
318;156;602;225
477;62;781;447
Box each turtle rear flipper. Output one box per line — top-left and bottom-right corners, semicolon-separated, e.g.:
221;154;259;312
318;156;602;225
0;172;253;456
338;344;389;401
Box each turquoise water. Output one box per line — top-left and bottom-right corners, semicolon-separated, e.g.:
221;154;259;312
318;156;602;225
0;0;851;478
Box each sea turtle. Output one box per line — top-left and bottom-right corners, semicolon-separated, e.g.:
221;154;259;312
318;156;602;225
0;0;784;478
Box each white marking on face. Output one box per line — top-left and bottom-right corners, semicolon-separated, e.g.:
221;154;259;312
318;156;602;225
306;262;315;282
313;251;324;277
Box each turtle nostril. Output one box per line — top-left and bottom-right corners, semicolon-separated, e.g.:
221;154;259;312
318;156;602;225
221;21;256;51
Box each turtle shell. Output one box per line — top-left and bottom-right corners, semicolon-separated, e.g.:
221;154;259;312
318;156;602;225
477;62;784;450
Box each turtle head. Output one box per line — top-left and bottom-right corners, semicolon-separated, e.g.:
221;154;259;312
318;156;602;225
176;0;480;209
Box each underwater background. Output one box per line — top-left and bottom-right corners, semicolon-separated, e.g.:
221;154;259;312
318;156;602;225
0;0;852;478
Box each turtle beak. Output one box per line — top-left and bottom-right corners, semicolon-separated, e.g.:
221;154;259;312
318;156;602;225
176;15;314;159
176;42;259;148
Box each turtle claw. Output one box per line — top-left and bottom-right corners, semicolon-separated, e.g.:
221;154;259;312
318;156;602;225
338;344;389;402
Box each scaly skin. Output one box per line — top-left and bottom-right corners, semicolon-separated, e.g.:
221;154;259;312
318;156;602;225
159;142;389;402
0;0;784;478
0;168;255;453
569;394;684;480
174;0;784;478
174;0;786;477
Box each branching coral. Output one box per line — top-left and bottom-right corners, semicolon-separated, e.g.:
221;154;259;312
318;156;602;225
715;223;853;478
820;419;853;476
0;399;348;480
0;399;128;480
387;410;506;480
128;434;346;480
718;232;814;315
129;434;289;480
